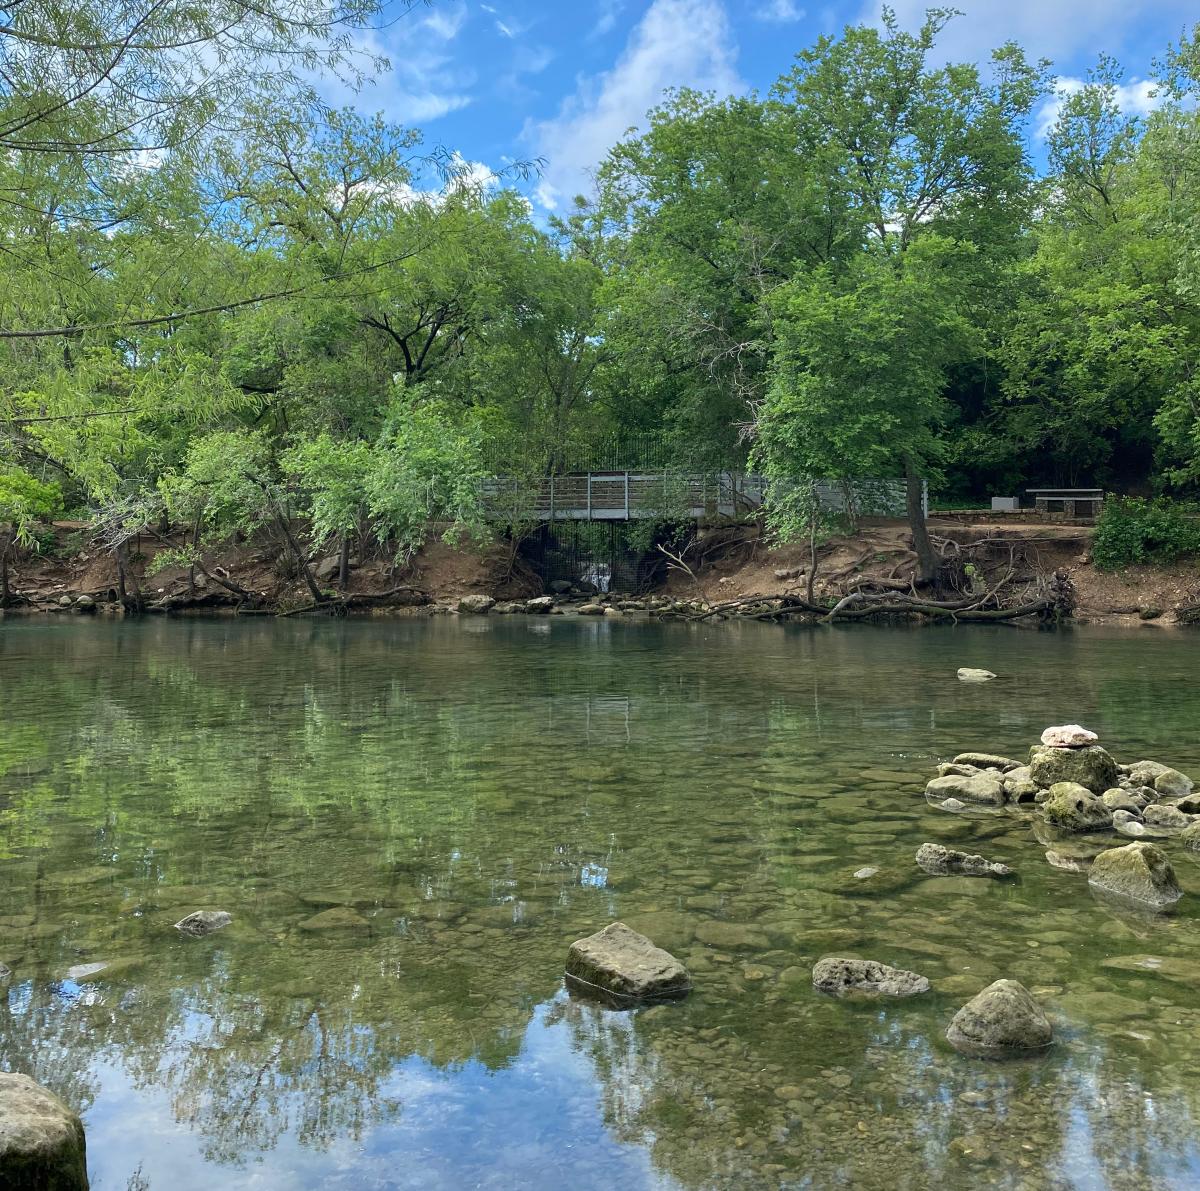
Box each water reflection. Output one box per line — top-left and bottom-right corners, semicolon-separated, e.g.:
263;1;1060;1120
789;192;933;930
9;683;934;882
0;618;1199;1188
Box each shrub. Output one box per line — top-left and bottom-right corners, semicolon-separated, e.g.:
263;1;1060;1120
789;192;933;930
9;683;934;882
1092;497;1200;570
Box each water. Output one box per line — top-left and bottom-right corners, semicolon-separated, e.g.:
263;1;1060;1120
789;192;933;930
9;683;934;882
2;616;1200;1191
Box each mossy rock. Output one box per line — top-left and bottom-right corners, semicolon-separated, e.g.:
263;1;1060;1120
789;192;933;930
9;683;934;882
1087;842;1182;909
1041;782;1113;832
1029;745;1119;795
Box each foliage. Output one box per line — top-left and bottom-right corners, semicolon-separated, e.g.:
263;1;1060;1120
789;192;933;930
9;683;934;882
1092;497;1200;569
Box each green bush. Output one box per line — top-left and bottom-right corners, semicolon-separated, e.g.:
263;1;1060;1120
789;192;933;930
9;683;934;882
1092;497;1200;570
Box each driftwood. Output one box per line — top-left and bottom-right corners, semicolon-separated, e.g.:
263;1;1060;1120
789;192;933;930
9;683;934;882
687;569;1076;625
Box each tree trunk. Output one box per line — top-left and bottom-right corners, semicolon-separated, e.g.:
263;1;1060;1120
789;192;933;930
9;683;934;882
338;534;350;589
905;461;937;586
0;530;11;605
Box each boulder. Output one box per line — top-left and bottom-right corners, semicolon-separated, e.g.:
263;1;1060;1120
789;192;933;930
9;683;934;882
1004;770;1040;803
1142;804;1194;832
565;922;690;1004
937;762;981;778
525;596;555;614
547;580;573;594
313;555;340;582
924;772;1006;807
0;1072;88;1190
57;594;73;607
957;668;996;682
174;910;232;937
491;601;524;614
952;752;1020;771
1040;782;1113;832
1128;760;1172;786
1029;744;1119;794
811;957;930;999
602;607;623;618
73;595;95;611
946;979;1053;1058
1040;724;1099;748
576;604;604;616
457;595;495;615
1101;789;1144;814
1171;792;1200;814
915;843;1012;878
1181;822;1200;851
1155;768;1194;799
1088;842;1182;909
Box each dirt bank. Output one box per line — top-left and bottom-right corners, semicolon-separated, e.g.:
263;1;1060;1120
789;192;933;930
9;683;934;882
2;518;1197;626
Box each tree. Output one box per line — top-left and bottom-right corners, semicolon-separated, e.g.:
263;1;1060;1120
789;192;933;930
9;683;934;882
757;8;1045;582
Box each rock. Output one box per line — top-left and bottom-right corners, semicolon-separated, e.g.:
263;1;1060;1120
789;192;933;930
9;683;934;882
1041;782;1113;832
1181;822;1200;850
576;603;604;616
1102;789;1144;814
313;555;340;582
173;910;232;937
1139;606;1164;620
1004;770;1040;803
73;595;95;611
0;1073;88;1190
547;580;572;594
811;957;930;999
952;752;1020;771
298;906;371;932
937;762;981;778
1172;793;1200;814
853;866;878;880
603;607;623;618
938;797;968;813
1111;809;1174;840
956;668;996;682
1088;842;1182;909
57;595;73;607
491;601;523;614
525;596;555;613
1142;803;1194;832
1045;850;1090;873
694;920;769;950
456;595;495;615
564;922;690;1004
915;843;1012;878
924;772;1005;807
1155;768;1194;799
1029;744;1119;794
1040;724;1099;748
945;979;1053;1058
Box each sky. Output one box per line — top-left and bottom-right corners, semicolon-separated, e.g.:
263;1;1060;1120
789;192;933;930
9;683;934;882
334;0;1198;212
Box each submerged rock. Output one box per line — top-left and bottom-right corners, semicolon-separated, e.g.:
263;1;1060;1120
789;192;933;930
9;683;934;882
924;772;1005;807
945;979;1053;1058
0;1072;88;1190
1041;782;1113;832
1045;850;1090;873
1040;725;1098;748
456;594;495;614
1112;810;1166;840
916;843;1012;878
957;668;996;682
298;906;371;932
1088;842;1182;909
174;910;232;937
565;921;691;1004
952;752;1020;771
1029;744;1119;794
811;956;930;999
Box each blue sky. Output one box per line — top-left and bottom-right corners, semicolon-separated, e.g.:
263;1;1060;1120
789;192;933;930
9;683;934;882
336;0;1198;211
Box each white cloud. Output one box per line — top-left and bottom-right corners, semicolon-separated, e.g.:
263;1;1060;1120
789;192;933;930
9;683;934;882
860;0;1197;66
756;0;805;21
424;2;469;42
524;0;743;210
1035;75;1160;139
591;0;626;39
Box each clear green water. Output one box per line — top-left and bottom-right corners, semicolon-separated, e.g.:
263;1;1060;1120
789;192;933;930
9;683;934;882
2;617;1200;1190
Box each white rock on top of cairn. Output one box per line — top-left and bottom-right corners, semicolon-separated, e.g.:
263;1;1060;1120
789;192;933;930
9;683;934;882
1041;725;1099;749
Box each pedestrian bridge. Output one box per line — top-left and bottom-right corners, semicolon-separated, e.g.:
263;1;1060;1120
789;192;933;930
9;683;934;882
479;472;916;522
